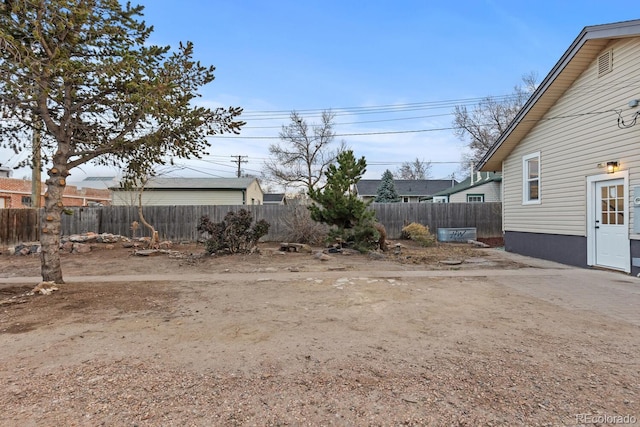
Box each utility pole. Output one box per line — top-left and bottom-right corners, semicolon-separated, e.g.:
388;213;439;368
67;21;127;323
231;155;248;177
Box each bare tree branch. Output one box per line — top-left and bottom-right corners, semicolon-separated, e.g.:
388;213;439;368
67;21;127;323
263;110;346;193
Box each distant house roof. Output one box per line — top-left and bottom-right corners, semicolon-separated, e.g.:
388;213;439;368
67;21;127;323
356;179;457;197
112;177;259;190
263;193;286;204
72;176;118;189
431;172;502;197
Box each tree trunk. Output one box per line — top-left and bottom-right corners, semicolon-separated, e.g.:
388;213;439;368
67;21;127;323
138;192;159;249
39;162;68;283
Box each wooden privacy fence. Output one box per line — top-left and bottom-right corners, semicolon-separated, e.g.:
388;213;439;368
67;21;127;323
0;209;40;245
371;202;502;239
1;202;502;245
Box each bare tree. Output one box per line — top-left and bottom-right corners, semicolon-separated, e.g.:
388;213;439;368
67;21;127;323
453;73;537;167
263;110;346;193
395;158;432;180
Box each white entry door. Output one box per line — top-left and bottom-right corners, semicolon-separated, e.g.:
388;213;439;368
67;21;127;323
595;179;628;270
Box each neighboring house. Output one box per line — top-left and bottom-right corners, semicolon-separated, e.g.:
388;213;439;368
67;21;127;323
111;177;264;206
0;177;111;208
356;179;457;203
478;19;640;274
72;176;119;190
429;172;502;203
263;193;287;205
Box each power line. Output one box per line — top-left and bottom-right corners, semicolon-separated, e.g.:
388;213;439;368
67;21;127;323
243;112;454;129
239;94;524;119
209;126;456;139
208;109;615;140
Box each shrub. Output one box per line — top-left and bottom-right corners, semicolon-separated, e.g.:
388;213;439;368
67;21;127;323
401;222;436;247
281;202;329;245
197;209;270;255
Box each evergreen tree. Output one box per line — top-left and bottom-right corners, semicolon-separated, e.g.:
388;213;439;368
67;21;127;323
0;1;244;283
375;170;401;202
308;150;373;230
308;150;379;251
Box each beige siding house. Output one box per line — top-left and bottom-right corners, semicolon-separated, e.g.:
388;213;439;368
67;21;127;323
430;172;502;203
111;177;263;206
479;20;640;274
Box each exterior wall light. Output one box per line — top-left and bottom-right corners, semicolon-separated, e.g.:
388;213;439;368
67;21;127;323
606;161;619;173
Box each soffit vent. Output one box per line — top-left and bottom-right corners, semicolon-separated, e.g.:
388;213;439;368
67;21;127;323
598;49;613;77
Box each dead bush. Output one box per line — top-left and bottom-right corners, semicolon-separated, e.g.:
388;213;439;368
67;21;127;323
401;222;436;247
281;202;328;245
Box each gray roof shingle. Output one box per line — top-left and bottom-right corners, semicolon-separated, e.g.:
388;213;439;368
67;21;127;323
112;177;258;190
355;179;457;197
432;172;502;197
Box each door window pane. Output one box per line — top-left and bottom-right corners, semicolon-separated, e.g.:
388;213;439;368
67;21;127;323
610;213;618;224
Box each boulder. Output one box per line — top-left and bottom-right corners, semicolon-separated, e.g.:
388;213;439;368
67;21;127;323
159;240;173;249
73;243;92;253
314;252;332;261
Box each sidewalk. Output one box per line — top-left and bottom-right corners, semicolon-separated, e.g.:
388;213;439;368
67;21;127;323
486;250;640;326
3;249;639;325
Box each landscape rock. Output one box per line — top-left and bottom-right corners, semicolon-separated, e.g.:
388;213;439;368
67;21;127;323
440;259;463;265
159;241;173;249
468;239;490;248
134;249;162;257
30;281;59;295
368;251;386;260
314;252;333;261
97;233;120;244
341;249;360;256
73;243;92;254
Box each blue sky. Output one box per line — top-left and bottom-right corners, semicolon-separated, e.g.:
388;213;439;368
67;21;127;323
4;1;638;187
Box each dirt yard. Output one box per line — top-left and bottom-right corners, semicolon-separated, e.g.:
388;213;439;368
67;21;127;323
1;241;639;426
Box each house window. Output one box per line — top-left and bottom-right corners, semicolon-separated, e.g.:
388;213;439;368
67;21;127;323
523;152;540;204
467;194;484;203
21;195;32;207
403;197;409;203
432;196;448;203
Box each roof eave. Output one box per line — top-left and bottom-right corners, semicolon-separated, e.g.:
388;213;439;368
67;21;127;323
478;20;640;172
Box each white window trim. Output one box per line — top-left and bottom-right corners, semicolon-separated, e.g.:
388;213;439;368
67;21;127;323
522;152;541;205
432;196;448;203
467;194;484;203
